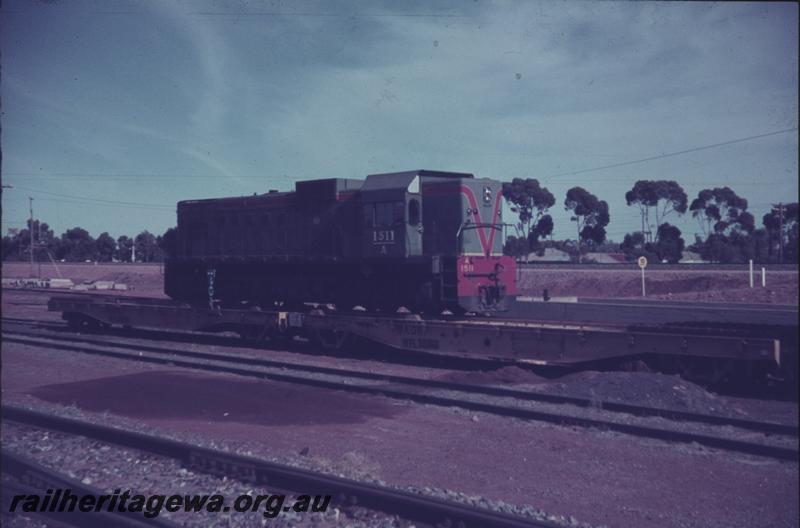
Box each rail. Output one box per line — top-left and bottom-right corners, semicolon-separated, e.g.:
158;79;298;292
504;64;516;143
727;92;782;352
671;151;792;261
3;318;795;436
3;332;796;461
3;405;561;528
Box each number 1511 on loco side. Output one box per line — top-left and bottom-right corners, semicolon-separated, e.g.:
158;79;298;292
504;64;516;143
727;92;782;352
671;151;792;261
165;169;517;314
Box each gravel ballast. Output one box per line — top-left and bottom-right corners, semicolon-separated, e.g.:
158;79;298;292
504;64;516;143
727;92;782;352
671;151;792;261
2;339;797;528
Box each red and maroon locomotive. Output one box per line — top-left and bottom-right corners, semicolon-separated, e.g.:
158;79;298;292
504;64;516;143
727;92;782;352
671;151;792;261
165;170;516;313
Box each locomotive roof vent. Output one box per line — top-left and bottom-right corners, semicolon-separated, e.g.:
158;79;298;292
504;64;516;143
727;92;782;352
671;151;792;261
295;178;363;203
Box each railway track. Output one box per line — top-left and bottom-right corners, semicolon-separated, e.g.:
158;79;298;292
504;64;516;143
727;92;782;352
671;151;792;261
5;286;798;328
2;317;797;437
2;287;136;298
516;262;799;271
2;405;560;528
1;315;505;371
2;448;178;527
3;323;797;461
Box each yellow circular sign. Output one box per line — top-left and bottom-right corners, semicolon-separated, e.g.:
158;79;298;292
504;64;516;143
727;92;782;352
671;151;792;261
638;256;648;269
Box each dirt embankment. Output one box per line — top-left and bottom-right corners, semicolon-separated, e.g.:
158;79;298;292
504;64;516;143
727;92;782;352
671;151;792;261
3;262;797;305
2;261;166;297
519;269;798;305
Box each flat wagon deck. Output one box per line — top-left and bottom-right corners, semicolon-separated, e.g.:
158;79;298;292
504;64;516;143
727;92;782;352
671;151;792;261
46;294;797;383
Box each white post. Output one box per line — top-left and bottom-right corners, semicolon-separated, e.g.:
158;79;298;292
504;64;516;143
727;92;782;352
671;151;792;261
749;259;754;288
762;267;766;287
29;197;35;278
641;267;646;297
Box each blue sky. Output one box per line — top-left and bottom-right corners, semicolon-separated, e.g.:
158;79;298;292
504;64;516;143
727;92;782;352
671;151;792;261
1;0;797;243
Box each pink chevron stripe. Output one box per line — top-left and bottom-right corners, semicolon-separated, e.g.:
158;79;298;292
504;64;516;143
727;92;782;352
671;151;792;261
487;190;504;252
459;185;503;256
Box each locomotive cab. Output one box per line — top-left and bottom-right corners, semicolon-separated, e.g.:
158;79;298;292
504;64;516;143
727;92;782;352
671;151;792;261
358;170;516;313
360;173;424;258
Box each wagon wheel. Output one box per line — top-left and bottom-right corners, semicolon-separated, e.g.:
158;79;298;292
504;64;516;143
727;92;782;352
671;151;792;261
237;324;269;344
64;312;104;331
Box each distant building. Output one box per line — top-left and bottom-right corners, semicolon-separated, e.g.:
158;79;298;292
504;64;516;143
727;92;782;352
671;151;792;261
525;248;571;262
584;252;627;264
679;250;707;264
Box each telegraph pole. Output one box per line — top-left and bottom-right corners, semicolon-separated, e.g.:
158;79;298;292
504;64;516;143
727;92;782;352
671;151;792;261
29;197;35;277
777;202;785;264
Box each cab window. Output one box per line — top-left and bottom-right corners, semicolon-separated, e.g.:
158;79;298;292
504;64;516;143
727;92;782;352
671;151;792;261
366;202;404;227
408;198;420;226
376;203;394;226
363;205;376;228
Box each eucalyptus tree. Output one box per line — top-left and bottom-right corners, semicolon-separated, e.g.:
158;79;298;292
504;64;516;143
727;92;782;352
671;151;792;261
625;180;687;242
502;178;555;256
564;187;610;255
689;187;753;236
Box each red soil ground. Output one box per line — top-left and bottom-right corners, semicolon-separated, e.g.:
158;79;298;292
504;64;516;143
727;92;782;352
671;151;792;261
519;268;798;304
3;341;797;528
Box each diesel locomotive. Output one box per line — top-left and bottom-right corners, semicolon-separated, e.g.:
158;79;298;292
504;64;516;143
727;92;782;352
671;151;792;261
164;170;517;313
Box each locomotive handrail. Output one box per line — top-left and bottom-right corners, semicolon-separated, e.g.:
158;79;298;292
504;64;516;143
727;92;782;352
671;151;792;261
456;219;505;257
461;222;503;230
455;220;502;244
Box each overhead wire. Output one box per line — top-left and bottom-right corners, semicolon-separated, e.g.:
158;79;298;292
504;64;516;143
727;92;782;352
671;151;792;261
3;129;795;235
544;127;798;179
8;185;174;210
2;172;286;180
4;128;797;184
